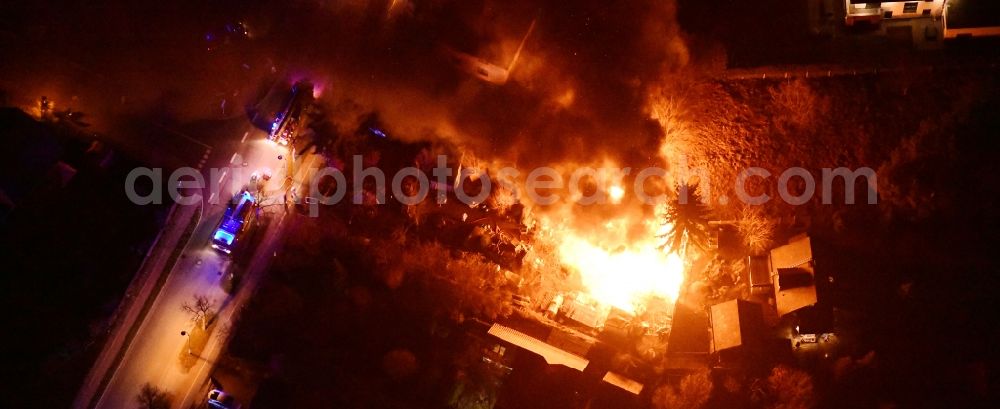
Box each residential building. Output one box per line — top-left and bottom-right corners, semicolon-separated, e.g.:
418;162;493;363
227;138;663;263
747;235;822;317
710;299;767;370
845;1;945;26
487;324;590;371
943;0;1000;39
601;372;644;395
710;300;765;353
770;235;820;316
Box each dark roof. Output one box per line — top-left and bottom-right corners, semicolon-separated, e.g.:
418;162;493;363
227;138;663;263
947;0;1000;29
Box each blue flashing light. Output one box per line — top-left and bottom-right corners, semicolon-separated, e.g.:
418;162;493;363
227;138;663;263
369;127;387;138
214;229;235;246
237;191;255;206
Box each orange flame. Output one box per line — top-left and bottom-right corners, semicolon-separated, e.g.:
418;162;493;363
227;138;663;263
542;209;685;315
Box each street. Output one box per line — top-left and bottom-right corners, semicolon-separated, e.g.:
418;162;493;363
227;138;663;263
73;82;322;408
0;1;992;408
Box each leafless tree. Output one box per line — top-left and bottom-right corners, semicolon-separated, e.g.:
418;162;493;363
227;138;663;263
737;206;775;255
766;365;815;409
181;294;214;329
135;383;170;409
770;79;826;131
652;368;713;409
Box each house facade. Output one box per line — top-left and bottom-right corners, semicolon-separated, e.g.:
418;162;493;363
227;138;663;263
845;1;946;26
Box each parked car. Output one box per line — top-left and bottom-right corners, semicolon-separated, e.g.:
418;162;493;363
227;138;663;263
208;389;240;409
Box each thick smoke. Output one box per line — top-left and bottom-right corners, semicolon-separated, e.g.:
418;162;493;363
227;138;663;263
3;0;687;170
286;0;688;170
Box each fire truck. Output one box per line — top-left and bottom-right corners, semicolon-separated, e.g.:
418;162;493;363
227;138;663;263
267;81;314;146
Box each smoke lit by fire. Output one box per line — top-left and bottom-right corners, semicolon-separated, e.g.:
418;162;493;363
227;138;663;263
282;0;693;315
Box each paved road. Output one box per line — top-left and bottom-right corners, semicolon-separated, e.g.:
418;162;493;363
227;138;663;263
73;77;322;409
173;150;322;408
90;134;320;409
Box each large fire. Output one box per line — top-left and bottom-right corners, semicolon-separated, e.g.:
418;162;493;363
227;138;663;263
541;208;686;315
558;235;684;314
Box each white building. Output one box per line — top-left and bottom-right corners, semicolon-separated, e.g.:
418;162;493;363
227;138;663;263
845;1;946;26
943;0;1000;39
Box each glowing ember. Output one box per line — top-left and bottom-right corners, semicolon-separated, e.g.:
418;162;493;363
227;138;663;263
608;185;626;204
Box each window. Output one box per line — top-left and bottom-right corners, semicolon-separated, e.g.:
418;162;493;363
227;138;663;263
923;9;931;16
884;11;893;18
904;2;918;13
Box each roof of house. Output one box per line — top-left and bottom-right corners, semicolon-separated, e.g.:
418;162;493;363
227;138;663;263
711;300;745;352
946;0;1000;29
770;236;818;316
602;372;644;395
488;324;590;371
770;235;814;270
710;299;765;352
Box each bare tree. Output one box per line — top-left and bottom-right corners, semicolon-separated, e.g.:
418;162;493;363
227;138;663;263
769;79;825;131
135;383;170;409
737;206;774;255
766;365;815;409
652;368;713;409
398;241;513;321
181;294;214;329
